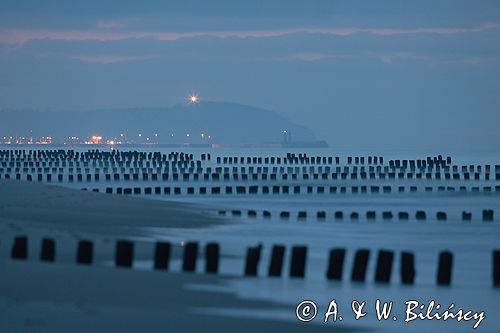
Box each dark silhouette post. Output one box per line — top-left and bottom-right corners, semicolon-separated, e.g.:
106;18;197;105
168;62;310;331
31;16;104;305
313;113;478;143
154;242;171;270
351;249;370;282
115;240;134;268
326;248;346;280
40;238;56;262
268;245;286;277
182;242;198;272
205;242;220;274
493;250;500;287
290;246;307;278
437;251;453;286
77;240;94;264
483;209;494;222
11;236;28;260
374;250;394;283
244;245;262;276
401;252;416;285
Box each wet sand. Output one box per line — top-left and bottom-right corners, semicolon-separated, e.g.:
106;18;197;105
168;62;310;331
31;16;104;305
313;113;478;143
0;261;353;333
0;180;226;234
0;180;355;332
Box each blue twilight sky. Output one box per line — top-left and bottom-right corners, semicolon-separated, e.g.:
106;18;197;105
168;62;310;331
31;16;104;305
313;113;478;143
0;0;499;151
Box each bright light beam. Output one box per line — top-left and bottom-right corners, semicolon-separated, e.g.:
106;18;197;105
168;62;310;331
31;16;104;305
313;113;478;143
188;93;199;104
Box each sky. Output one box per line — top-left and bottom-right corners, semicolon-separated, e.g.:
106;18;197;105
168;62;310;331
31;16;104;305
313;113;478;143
0;0;499;151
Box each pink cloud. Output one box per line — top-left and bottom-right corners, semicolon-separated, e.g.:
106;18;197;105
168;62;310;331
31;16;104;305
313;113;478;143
376;52;430;64
292;52;331;61
440;56;500;65
0;23;498;44
283;51;431;63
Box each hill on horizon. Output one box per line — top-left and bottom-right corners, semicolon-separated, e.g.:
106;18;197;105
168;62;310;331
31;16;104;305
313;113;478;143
0;101;318;144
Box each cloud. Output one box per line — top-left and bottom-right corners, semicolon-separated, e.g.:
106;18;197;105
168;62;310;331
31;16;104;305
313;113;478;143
72;55;155;64
292;52;331;61
376;52;430;64
285;52;360;62
281;50;495;67
1;23;498;44
440;56;500;66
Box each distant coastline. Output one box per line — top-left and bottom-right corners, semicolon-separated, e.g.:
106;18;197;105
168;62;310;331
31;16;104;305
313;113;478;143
0;101;321;146
0;141;329;149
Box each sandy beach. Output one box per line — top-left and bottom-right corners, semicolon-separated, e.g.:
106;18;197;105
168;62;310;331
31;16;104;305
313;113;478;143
0;261;349;333
0;180;225;234
0;180;353;332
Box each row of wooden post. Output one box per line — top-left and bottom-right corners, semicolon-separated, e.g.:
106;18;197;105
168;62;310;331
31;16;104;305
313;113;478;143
4;167;499;181
3;160;497;176
7;236;500;286
219;209;495;222
2;150;197;162
90;184;499;196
